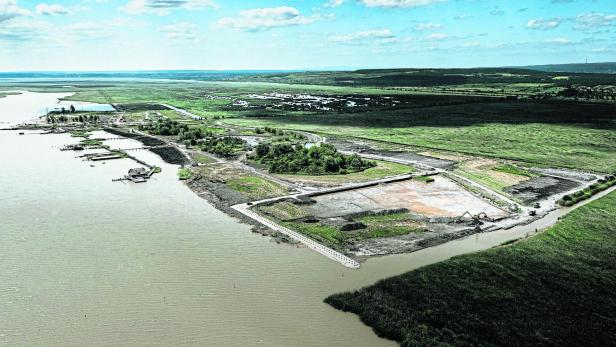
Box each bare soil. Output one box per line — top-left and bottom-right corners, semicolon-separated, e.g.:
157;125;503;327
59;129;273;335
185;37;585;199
505;176;580;204
308;176;508;219
328;137;455;169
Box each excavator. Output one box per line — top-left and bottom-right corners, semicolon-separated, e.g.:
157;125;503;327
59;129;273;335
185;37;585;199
456;211;492;231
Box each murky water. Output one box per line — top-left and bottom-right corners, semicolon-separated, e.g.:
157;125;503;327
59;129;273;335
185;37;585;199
0;91;73;126
0;91;599;346
0;90;116;127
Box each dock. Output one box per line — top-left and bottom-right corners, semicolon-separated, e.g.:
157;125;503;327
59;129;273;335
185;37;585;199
90;154;124;161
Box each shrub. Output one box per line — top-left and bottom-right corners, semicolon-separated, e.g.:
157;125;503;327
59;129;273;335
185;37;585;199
558;176;616;206
200;136;246;157
253;143;375;175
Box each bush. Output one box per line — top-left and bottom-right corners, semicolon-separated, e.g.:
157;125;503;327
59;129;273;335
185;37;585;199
200;136;246;157
558;176;616;206
177;168;192;180
253;143;375;175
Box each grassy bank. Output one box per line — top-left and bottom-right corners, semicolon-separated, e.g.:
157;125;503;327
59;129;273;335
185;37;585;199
178;168;192;180
191;162;289;201
326;191;616;346
559;175;616;206
263;210;425;250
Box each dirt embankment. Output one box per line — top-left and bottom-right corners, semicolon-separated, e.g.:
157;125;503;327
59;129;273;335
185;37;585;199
353;226;479;258
104;127;165;146
149;146;190;165
186;175;296;245
328;137;455;169
104;127;189;165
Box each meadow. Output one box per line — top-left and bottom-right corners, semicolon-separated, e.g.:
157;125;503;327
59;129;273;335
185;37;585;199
226;100;616;173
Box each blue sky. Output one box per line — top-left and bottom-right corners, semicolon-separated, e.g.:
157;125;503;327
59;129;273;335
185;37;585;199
0;0;614;71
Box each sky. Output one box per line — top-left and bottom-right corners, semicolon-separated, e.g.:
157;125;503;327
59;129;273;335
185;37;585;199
0;0;615;71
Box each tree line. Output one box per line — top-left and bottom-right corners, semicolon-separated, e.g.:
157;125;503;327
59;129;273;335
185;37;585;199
46;114;101;123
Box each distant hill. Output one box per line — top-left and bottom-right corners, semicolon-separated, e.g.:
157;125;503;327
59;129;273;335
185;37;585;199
231;67;615;87
0;70;285;81
1;66;614;87
521;62;616;74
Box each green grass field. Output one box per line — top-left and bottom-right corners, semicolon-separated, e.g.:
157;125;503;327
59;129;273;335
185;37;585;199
226;176;287;200
275;211;425;250
326;190;616;347
225;100;616;173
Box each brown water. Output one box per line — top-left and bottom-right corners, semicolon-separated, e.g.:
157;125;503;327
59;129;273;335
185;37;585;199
0;91;596;346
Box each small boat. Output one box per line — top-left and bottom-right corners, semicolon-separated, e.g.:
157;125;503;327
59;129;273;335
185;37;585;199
18;132;24;135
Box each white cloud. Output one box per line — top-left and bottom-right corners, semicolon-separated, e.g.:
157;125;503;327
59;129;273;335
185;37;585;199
213;6;323;32
574;12;616;30
67;22;108;40
159;22;198;42
360;0;446;8
462;41;480;47
425;33;447;40
545;37;572;45
329;29;395;43
323;0;346;8
36;3;72;16
0;0;30;23
0;16;146;51
526;18;560;30
120;0;218;15
415;22;441;30
0;18;45;43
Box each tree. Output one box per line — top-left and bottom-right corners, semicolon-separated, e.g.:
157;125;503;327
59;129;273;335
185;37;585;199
255;143;270;157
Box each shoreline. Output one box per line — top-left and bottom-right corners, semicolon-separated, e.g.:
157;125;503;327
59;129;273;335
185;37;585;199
100;127;296;243
8;122;605;265
185;176;298;245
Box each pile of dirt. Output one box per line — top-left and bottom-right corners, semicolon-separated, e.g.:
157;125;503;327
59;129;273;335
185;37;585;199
340;222;367;231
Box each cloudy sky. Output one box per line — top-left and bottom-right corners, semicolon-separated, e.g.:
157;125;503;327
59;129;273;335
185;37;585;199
0;0;614;71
